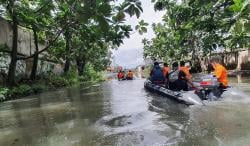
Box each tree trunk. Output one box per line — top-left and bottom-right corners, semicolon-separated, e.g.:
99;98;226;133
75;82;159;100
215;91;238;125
64;30;71;73
190;36;203;72
7;10;18;87
76;58;86;76
30;27;39;80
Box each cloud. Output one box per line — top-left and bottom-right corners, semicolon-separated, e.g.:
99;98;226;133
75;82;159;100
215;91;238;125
113;1;164;68
119;1;164;50
113;48;144;68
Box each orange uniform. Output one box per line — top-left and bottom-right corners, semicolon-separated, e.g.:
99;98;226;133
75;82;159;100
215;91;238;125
127;71;133;78
179;66;192;80
162;67;170;77
212;63;228;87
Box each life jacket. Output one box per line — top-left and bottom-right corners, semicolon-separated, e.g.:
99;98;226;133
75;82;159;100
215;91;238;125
127;72;133;78
179;66;192;80
151;65;165;82
212;63;228;87
163;67;170;77
117;73;124;79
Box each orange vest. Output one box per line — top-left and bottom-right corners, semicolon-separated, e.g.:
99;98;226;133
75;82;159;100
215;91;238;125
212;63;228;87
163;67;170;77
179;66;192;80
127;72;133;78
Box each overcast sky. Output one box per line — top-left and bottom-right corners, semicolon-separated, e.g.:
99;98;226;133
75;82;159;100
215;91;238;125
113;1;164;68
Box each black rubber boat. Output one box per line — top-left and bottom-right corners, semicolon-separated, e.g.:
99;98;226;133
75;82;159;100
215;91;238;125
118;78;134;81
118;78;127;81
144;74;230;105
144;80;204;105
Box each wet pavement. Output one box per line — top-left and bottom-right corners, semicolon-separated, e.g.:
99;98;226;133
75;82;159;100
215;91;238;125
0;76;250;146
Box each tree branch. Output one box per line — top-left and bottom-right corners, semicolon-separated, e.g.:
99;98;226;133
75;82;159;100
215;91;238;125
17;22;70;60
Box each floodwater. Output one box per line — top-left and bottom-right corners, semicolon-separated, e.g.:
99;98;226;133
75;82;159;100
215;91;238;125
0;75;250;146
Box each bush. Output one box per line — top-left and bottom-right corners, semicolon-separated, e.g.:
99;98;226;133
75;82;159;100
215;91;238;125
63;71;79;85
226;62;237;70
10;84;33;97
81;64;104;82
241;61;250;70
32;84;48;94
48;75;68;87
0;64;106;102
0;87;9;101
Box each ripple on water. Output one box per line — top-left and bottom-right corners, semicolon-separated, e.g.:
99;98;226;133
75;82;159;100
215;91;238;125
0;79;250;146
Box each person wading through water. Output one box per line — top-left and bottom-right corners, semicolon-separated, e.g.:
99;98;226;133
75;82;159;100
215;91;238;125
209;56;228;88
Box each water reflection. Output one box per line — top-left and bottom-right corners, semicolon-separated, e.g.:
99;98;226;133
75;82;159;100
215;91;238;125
237;74;242;83
0;77;250;146
0;85;108;146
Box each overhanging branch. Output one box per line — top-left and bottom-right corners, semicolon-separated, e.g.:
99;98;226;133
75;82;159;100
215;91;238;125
17;22;71;60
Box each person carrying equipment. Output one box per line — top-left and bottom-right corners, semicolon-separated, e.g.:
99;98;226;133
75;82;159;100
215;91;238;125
168;61;190;91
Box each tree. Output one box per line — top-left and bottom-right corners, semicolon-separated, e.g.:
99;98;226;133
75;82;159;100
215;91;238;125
144;0;249;65
16;0;55;80
0;0;144;85
0;0;19;87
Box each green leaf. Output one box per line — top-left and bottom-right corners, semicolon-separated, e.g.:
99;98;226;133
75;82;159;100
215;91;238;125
141;27;147;33
96;15;109;32
116;11;126;22
135;25;139;30
134;6;141;18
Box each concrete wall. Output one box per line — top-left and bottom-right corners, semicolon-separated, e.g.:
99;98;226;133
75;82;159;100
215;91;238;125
211;49;250;70
237;49;250;69
0;17;63;79
0;17;47;55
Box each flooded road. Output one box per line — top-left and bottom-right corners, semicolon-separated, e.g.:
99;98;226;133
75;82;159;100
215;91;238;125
0;76;250;146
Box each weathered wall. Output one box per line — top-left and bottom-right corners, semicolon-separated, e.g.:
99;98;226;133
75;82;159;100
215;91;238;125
237;49;250;69
0;17;63;79
0;17;46;55
209;49;250;70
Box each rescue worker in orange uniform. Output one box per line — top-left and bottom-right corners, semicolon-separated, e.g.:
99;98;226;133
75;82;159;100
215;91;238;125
163;63;170;86
126;70;134;80
179;61;192;80
179;61;194;88
210;56;228;88
163;63;170;78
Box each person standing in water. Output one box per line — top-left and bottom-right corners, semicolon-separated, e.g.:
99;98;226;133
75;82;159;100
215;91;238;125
209;56;228;88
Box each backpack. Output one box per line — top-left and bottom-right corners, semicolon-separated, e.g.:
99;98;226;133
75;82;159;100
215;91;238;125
151;66;165;81
168;70;179;82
